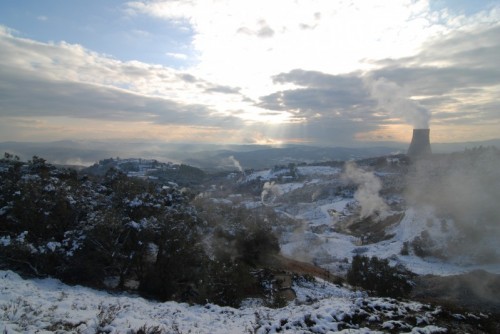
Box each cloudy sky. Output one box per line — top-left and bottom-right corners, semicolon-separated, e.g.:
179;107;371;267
0;0;499;147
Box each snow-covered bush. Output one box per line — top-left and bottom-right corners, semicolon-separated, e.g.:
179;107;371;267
0;156;207;299
0;155;286;308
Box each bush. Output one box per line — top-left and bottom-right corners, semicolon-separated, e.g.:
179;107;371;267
234;226;280;266
346;255;415;298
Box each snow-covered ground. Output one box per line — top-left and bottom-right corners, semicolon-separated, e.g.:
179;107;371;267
1;270;463;333
237;165;500;277
280;201;500;276
1;162;499;333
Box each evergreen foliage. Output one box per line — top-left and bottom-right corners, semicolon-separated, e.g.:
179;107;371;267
346;255;415;298
0;154;281;307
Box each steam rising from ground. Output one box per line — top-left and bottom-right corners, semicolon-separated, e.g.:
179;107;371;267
406;148;500;263
228;155;244;173
367;77;430;129
261;181;283;206
342;161;388;220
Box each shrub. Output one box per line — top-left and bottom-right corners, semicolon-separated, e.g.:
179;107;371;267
234;226;280;266
346;255;415;298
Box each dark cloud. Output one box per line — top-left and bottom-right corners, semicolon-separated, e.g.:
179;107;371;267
178;73;198;83
258;88;373;115
272;69;363;89
0;68;242;128
204;84;241;94
257;24;500;137
371;25;500;95
176;72;243;95
371;66;499;96
260;70;374;119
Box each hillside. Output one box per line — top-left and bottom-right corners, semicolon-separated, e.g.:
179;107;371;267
82;157;206;186
2;270;498;333
1;148;500;332
2;139;499;171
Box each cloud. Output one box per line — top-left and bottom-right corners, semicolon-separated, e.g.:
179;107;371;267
369;24;500;129
258;70;386;134
2;1;500;146
166;52;188;59
0;25;246;130
259;70;373;115
257;20;500;138
204;85;241;95
237;20;275;38
0;71;242;127
125;0;465;97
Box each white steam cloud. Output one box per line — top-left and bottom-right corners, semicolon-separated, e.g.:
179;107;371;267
228;155;244;173
405;148;500;263
261;181;282;206
367;77;430;129
343;161;388;220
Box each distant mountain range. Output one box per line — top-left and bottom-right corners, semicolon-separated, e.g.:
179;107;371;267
1;138;499;171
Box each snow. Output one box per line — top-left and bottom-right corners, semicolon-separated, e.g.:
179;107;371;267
278;202;500;276
15;231;28;243
128;197;143;207
128;221;141;230
66;195;76;205
0;206;8;216
43;184;56;192
45;242;61;252
274;182;305;194
245;167;291;181
0;236;11;246
297;166;341;176
0;270;454;333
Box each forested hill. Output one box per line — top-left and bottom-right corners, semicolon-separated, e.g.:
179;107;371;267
81;157;206;186
0;154;282;306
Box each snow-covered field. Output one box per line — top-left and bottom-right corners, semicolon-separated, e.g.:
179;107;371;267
239;165;500;277
1;269;464;333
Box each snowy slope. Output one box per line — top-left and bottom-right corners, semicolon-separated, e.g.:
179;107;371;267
232;164;500;277
1;158;500;332
0;270;471;333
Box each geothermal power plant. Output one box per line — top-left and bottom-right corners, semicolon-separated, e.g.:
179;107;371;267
407;129;432;159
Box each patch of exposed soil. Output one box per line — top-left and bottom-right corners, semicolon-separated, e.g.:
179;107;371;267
334;212;404;244
270;254;344;284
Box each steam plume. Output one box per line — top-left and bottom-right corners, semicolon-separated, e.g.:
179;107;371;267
261;181;282;206
367;77;430;129
228;155;244;173
406;148;500;263
343;161;388;220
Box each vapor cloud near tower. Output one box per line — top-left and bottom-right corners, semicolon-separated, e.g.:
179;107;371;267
367;77;431;129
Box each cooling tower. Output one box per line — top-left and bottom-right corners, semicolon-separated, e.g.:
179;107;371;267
407;129;431;159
